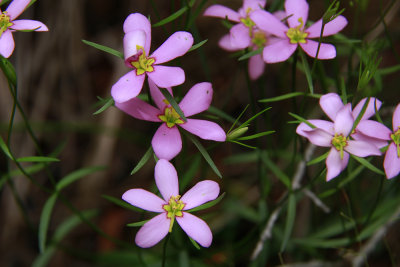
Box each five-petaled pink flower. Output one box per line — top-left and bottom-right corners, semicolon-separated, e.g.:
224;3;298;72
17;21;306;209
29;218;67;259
297;95;381;181
249;0;348;63
0;0;48;58
116;80;226;160
111;13;194;103
122;159;220;248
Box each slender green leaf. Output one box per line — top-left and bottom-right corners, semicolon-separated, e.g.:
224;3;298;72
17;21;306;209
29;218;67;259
236;131;275;141
187;192;225;212
307;151;329;166
281;194;296;252
127;220;149;227
238;47;262;61
288;112;317;129
56;166;106;191
102;194;142;212
227;105;249;134
299;50;314;94
188;39;208;52
38;193;58;253
230;140;257;149
351;155;385;176
0;135;12;159
152;4;190;27
82;40;124;59
17;156;60;163
241;107;271;128
188;236;201;250
93;97;114;115
261;152;291;188
0;55;17;87
159;88;187;122
131;146;153;175
259;92;321;103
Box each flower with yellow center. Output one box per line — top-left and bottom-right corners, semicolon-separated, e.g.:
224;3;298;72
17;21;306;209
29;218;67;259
331;133;348;159
158;100;185;128
251;31;267;48
0;12;13;37
390;127;400;158
130;45;155;75
286;17;308;44
163;195;185;232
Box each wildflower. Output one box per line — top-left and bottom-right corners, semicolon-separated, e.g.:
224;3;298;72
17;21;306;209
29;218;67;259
249;0;348;63
116;80;226;160
111;13;194;103
0;0;48;58
297;99;381;181
122;159;220;248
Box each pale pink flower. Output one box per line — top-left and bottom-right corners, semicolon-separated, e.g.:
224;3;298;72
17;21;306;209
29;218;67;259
297;97;381;181
115;80;226;160
111;13;193;103
250;0;348;63
122;159;220;248
0;0;48;58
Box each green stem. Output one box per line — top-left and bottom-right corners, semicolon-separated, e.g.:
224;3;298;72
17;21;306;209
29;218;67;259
162;234;170;267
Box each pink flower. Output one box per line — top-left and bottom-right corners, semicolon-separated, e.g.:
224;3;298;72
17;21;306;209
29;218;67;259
111;13;194;103
0;0;48;58
122;159;220;248
249;0;348;63
297;96;381;181
115;80;226;160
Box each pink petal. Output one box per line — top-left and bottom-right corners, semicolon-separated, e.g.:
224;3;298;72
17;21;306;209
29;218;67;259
11;20;48;31
123;30;147;61
301;128;332;147
151;31;193;64
176;212;213;247
326;148;349;181
296;120;334;138
307;16;348;38
147;65;185;88
0;30;15;58
181;180;220;210
384;143;400;179
180;119;226;142
218;34;240;51
351;132;388;149
154;159;180;201
5;0;30;20
123;13;151;53
250;10;288;38
346;140;381;157
262;39;297;63
272;10;288;21
135;213;170;248
299;40;336;59
248;54;265;80
243;0;266;10
230;24;251;49
352;97;382;121
148;78;173;111
179;82;212;117
319;93;344;121
285;0;309;28
203;5;240;22
333;104;354;136
115;97;160;122
152;124;182;161
111;70;145;103
393;103;400;130
356;120;391;141
122;189;165;212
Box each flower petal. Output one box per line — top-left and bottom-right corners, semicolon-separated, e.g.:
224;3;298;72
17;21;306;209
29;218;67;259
0;30;15;58
319;93;344;121
152;124;182;161
243;0;266;10
179;82;213;117
123;13;151;53
148;78;173;111
181;180;220;210
218;34;240;51
122;189;165;212
115;97;160;122
392;103;400;130
147;65;185;88
351;132;388;149
203;5;240;22
299;40;336;59
180;119;226;142
6;0;30;20
384;143;400;179
285;0;309;28
326;148;349;181
135;213;170;248
352;97;382;121
307;16;348;38
296;119;334;138
356;120;391;141
250;10;288;38
111;70;145;103
230;24;251;49
155;159;180;201
176;212;213;247
333;104;353;136
248;54;265;80
345;140;382;157
123;30;147;61
262;39;297;63
301;128;332;147
11;20;48;31
151;31;193;64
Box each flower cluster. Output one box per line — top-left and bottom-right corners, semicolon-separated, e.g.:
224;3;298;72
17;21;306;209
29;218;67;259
297;93;400;180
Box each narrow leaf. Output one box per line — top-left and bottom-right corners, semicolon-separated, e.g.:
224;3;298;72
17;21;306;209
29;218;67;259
82;40;124;59
188;39;208;52
259;92;321;103
152;6;188;27
299;50;314;94
230;140;257;149
93;97;114;115
288;112;317;129
281;194;296;252
261;152;291;188
131;146;153;175
0;55;17;87
38;193;58;253
102;194;142;212
241;107;271;128
0;135;12;159
236;131;275;141
307;151;329;166
159;88;187;122
127;220;149;227
188;236;201;250
187;192;225;212
351;155;385;176
56;166;106;191
17;156;60;163
238;47;263;61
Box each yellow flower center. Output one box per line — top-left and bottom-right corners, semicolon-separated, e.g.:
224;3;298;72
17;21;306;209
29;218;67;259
158;101;184;128
286;18;308;44
131;45;155;75
163;195;185;232
0;12;13;38
390;127;400;158
331;133;348;159
240;7;255;30
251;31;267;48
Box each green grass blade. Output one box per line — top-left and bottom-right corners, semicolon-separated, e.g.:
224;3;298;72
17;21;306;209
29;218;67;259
307;151;329;166
56;166;106;191
236;131;275;141
259;92;321;103
152;6;189;27
82;40;124;59
102;194;142;212
38;193;58;253
351;155;385;176
131;146;153;175
188;39;208;52
261;152;291;188
238;47;263;61
0;135;12;159
281;194;296;252
93;97;114;115
17;156;60;163
299;50;314;94
127;220;149;227
159;88;187;122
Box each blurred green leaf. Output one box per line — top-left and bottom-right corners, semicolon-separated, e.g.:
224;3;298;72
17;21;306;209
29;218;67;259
299;50;314;94
236;131;275;141
0;55;17;87
188;236;201;250
131;146;153;175
93;97;114;115
188;39;208;52
259;92;321;103
0;135;12;159
238;47;262;61
281;194;296;252
82;40;124;59
17;156;60;163
38;193;58;253
261;152;291;188
152;0;195;27
351;155;385;176
307;151;329;166
56;166;106;191
127;220;149;227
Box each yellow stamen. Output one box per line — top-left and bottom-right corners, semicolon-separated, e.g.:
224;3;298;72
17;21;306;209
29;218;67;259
251;31;267;48
286;17;308;44
390;127;400;158
131;45;155;75
0;12;13;38
158;105;184;128
331;133;348;159
163;195;185;232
